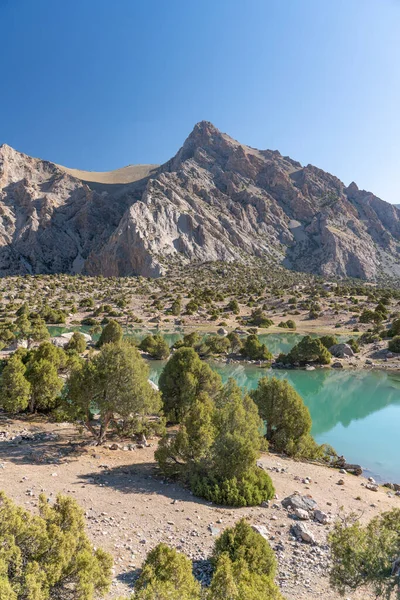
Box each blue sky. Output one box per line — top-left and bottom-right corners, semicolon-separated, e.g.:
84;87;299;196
0;0;399;202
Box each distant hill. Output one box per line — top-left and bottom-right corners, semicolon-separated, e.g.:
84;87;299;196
1;122;400;279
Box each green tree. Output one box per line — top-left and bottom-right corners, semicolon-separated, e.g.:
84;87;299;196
389;336;400;353
26;358;63;412
251;377;318;457
213;519;276;579
359;308;381;324
155;392;216;477
34;341;66;370
388;318;400;337
249;308;273;328
171;297;182;316
226;299;240;314
135;544;201;600
66;342;161;442
319;335;338;349
139;334;170;359
174;331;201;349
0;492;112;600
158;347;222;423
29;316;51;345
208;555;283;600
66;331;87;353
212;381;262;481
0;354;31;413
207;553;238;600
200;335;231;356
14;313;50;347
98;320;123;347
226;331;242;353
157;380;275;506
284;335;331;365
330;508;400;599
241;334;272;360
0;323;15;350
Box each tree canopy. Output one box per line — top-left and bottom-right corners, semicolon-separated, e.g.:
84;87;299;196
281;335;331;365
0;492;112;600
134;543;201;600
98;319;123;347
158;347;222;423
330;508;400;600
240;334;272;361
139;334;170;359
66;341;162;442
251;377;322;458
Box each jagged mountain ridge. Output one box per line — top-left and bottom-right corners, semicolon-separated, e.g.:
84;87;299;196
1;121;400;279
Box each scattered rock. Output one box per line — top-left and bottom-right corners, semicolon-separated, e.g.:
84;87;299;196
291;522;316;544
365;483;378;492
329;343;354;358
294;508;310;521
282;494;317;513
251;524;269;539
314;510;329;525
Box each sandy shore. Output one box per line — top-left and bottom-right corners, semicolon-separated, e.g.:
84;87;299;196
0;417;397;599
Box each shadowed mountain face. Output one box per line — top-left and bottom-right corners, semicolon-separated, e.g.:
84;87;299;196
1;121;400;278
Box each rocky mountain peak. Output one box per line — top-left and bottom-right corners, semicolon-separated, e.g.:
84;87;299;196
0;125;399;280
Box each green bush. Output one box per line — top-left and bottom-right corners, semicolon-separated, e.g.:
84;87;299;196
251;377;319;458
346;338;359;353
388;335;400;353
359;331;382;344
282;335;331;365
207;554;283;600
241;334;272;360
174;331;201;349
278;319;296;330
248;308;273;328
330;508;400;599
98;319;123;346
156;379;274;507
158;347;222;423
212;519;276;578
199;335;231;356
139;334;170;359
319;335;338;349
0;492;112;600
135;543;200;600
66;331;87;353
190;467;274;507
388;317;400;337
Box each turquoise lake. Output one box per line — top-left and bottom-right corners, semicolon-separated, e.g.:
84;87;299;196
49;327;400;483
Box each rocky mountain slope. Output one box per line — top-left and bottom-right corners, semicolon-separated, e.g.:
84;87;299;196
1;122;400;279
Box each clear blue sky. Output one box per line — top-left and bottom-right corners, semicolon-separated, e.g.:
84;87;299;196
1;0;399;202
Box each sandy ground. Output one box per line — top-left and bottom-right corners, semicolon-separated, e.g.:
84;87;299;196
0;417;397;600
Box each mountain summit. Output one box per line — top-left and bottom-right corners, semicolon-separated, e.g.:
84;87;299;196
0;122;399;279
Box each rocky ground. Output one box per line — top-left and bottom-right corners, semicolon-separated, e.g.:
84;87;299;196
0;417;398;599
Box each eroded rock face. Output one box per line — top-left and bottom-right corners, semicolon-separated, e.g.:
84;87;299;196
2;121;400;278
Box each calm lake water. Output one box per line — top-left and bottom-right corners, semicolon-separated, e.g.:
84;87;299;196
49;327;400;483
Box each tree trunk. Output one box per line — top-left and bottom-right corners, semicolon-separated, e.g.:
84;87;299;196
98;412;113;445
